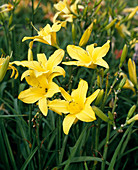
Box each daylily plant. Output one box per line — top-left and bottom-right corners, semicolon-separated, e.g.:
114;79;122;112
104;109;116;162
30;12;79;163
63;40;110;69
22;22;62;48
48;79;100;134
18;72;60;116
12;49;65;81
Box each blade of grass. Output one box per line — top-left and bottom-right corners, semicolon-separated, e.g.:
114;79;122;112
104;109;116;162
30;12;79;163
1;120;17;170
108;122;134;170
20;146;38;170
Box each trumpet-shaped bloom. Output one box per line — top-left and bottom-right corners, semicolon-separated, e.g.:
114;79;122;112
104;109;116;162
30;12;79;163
0;56;18;80
115;22;131;38
22;23;62;48
63;40;110;69
128;58;137;86
18;72;60;116
53;0;82;26
48;79;100;134
12;49;65;81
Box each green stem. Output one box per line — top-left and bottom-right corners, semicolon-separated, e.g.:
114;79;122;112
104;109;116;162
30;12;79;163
36;121;41;170
31;0;34;36
101;123;111;170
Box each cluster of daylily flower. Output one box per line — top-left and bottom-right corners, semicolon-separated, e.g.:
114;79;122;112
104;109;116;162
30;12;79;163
0;0;138;135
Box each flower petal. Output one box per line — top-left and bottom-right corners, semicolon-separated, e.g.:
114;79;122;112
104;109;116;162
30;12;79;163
67;45;91;63
86;44;94;58
95;58;109;68
92;40;110;62
38;97;48;116
86;89;100;105
71;79;88;106
46;49;65;70
60;87;72;101
76;106;96;122
18;87;43;103
37;53;47;68
46;82;60;98
63;114;76;135
62;61;78;66
48;99;69;115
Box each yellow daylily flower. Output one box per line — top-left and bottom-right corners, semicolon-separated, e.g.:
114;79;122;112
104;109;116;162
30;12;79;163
63;40;110;69
48;79;100;135
0;3;14;13
19;72;60;116
53;0;82;26
128;58;137;87
22;22;62;48
12;49;65;81
0;56;18;81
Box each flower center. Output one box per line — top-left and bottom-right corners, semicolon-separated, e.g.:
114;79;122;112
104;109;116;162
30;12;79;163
67;101;82;114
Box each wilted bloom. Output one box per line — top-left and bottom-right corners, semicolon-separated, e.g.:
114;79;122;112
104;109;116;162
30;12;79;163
128;58;137;87
18;72;60;116
0;55;18;81
48;79;100;134
53;0;83;26
63;40;110;69
79;20;96;46
12;49;65;81
22;23;62;48
0;3;14;13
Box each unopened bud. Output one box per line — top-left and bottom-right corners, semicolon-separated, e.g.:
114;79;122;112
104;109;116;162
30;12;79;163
72;23;76;44
103;18;117;31
108;111;114;121
94;89;104;106
127;6;138;20
118;77;127;91
28;41;33;61
92;106;112;124
0;56;10;82
79;21;96;46
126;114;138;124
119;44;128;68
126;105;136;120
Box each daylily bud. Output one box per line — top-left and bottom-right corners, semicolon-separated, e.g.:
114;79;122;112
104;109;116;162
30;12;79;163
128;58;137;86
94;89;104;106
119;44;128;68
0;56;10;82
126;114;138;124
126;105;136;120
94;4;101;15
72;23;76;44
92;106;112;124
103;18;117;31
82;6;88;18
79;20;96;46
127;6;138;20
28;41;33;61
118;77;127;91
94;0;102;7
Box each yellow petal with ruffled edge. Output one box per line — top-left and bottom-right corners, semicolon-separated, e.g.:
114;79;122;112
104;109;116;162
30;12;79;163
67;45;91;64
38;97;48;116
76;105;96;122
18;87;43;104
60;87;72;102
48;99;69;115
71;79;88;106
63;114;76;135
86;89;100;106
